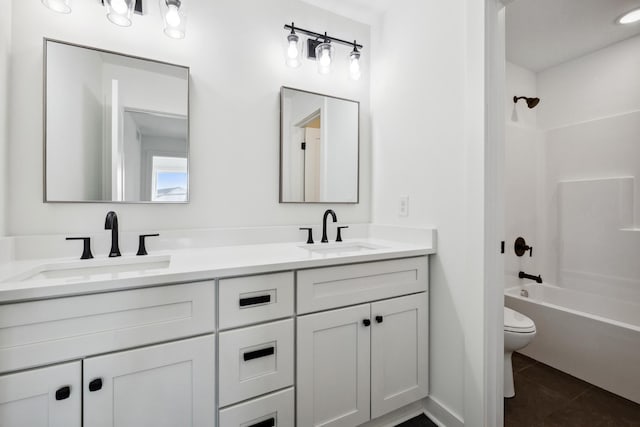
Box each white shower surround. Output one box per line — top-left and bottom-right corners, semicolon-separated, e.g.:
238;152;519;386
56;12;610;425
505;283;640;404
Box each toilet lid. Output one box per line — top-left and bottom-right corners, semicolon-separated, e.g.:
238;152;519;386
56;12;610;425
504;307;536;333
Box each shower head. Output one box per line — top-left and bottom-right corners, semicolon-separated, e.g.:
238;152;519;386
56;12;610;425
513;96;540;109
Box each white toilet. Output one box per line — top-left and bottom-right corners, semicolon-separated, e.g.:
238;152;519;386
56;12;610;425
504;307;536;398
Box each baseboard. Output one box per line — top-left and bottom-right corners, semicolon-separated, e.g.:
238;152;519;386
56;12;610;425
423;396;464;427
359;401;425;427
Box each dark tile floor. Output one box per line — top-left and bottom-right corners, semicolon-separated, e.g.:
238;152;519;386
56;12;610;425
505;352;640;427
396;414;438;427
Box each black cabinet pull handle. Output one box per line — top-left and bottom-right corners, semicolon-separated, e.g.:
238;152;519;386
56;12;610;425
243;347;275;362
239;295;271;307
88;378;103;392
375;315;384;323
362;319;371;327
248;417;275;427
55;386;71;401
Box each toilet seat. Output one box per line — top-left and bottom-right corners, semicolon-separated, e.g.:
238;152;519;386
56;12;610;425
504;307;535;333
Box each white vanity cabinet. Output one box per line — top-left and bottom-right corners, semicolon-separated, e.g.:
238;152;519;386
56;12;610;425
0;361;81;427
0;280;217;427
0;250;431;427
83;335;216;427
218;272;296;426
296;257;429;427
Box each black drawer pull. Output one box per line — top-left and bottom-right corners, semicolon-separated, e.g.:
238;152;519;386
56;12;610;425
88;378;103;392
248;417;275;427
362;319;371;327
55;386;71;401
239;295;271;307
375;315;384;323
243;346;275;361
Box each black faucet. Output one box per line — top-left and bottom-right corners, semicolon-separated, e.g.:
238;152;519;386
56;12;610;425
519;271;542;284
321;209;337;243
105;211;121;257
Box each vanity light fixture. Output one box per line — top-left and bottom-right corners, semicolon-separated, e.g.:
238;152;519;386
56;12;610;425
349;42;361;81
618;8;640;24
41;0;72;14
285;23;303;68
315;38;334;75
105;0;135;27
160;0;187;39
283;23;364;79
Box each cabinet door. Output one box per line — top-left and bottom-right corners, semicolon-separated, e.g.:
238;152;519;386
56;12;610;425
0;361;81;427
83;335;216;427
371;293;428;418
297;304;371;427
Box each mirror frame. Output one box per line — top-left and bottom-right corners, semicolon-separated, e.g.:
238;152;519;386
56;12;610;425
279;86;360;204
43;38;191;204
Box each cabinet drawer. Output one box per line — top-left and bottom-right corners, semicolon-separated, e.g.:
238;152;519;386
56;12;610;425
219;272;294;330
219;387;294;427
297;257;428;314
0;281;215;373
219;319;294;407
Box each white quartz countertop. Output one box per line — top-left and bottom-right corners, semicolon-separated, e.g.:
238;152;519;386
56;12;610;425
0;237;435;303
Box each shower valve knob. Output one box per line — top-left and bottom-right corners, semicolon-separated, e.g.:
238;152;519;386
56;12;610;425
514;237;533;257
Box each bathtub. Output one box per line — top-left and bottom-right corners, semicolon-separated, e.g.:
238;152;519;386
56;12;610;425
505;282;640;404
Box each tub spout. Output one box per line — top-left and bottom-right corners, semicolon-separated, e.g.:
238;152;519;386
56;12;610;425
519;271;542;284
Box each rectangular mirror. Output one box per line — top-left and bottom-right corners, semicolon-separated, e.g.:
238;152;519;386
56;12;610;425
44;39;189;203
280;87;359;203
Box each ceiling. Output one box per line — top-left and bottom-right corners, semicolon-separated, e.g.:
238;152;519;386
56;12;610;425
298;0;392;25
507;0;640;72
128;111;187;140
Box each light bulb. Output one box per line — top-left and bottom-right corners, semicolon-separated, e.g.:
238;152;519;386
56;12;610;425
165;4;181;27
619;8;640;24
349;49;361;80
42;0;72;13
287;39;299;59
319;50;331;67
110;0;128;14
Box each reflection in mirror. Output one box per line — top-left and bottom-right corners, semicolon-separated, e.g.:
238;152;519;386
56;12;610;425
280;87;359;203
44;39;189;203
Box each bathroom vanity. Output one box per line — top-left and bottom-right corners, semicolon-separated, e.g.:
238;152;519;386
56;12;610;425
0;232;434;427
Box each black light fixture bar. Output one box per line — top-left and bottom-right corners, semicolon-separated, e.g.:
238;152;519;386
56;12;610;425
284;23;364;50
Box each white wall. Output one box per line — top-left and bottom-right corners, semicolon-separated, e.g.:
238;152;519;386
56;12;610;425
0;0;11;236
505;35;640;301
46;42;104;201
122;113;141;201
102;60;188;117
371;0;486;424
504;62;542;289
538;35;640;292
537;35;640;130
8;0;371;235
324;97;358;202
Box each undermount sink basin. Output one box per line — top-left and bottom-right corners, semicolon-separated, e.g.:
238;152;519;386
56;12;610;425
301;242;385;255
7;255;171;282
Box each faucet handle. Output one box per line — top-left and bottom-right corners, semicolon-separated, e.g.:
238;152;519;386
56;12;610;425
514;237;533;257
336;226;349;242
299;228;314;244
66;237;94;260
137;234;160;256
